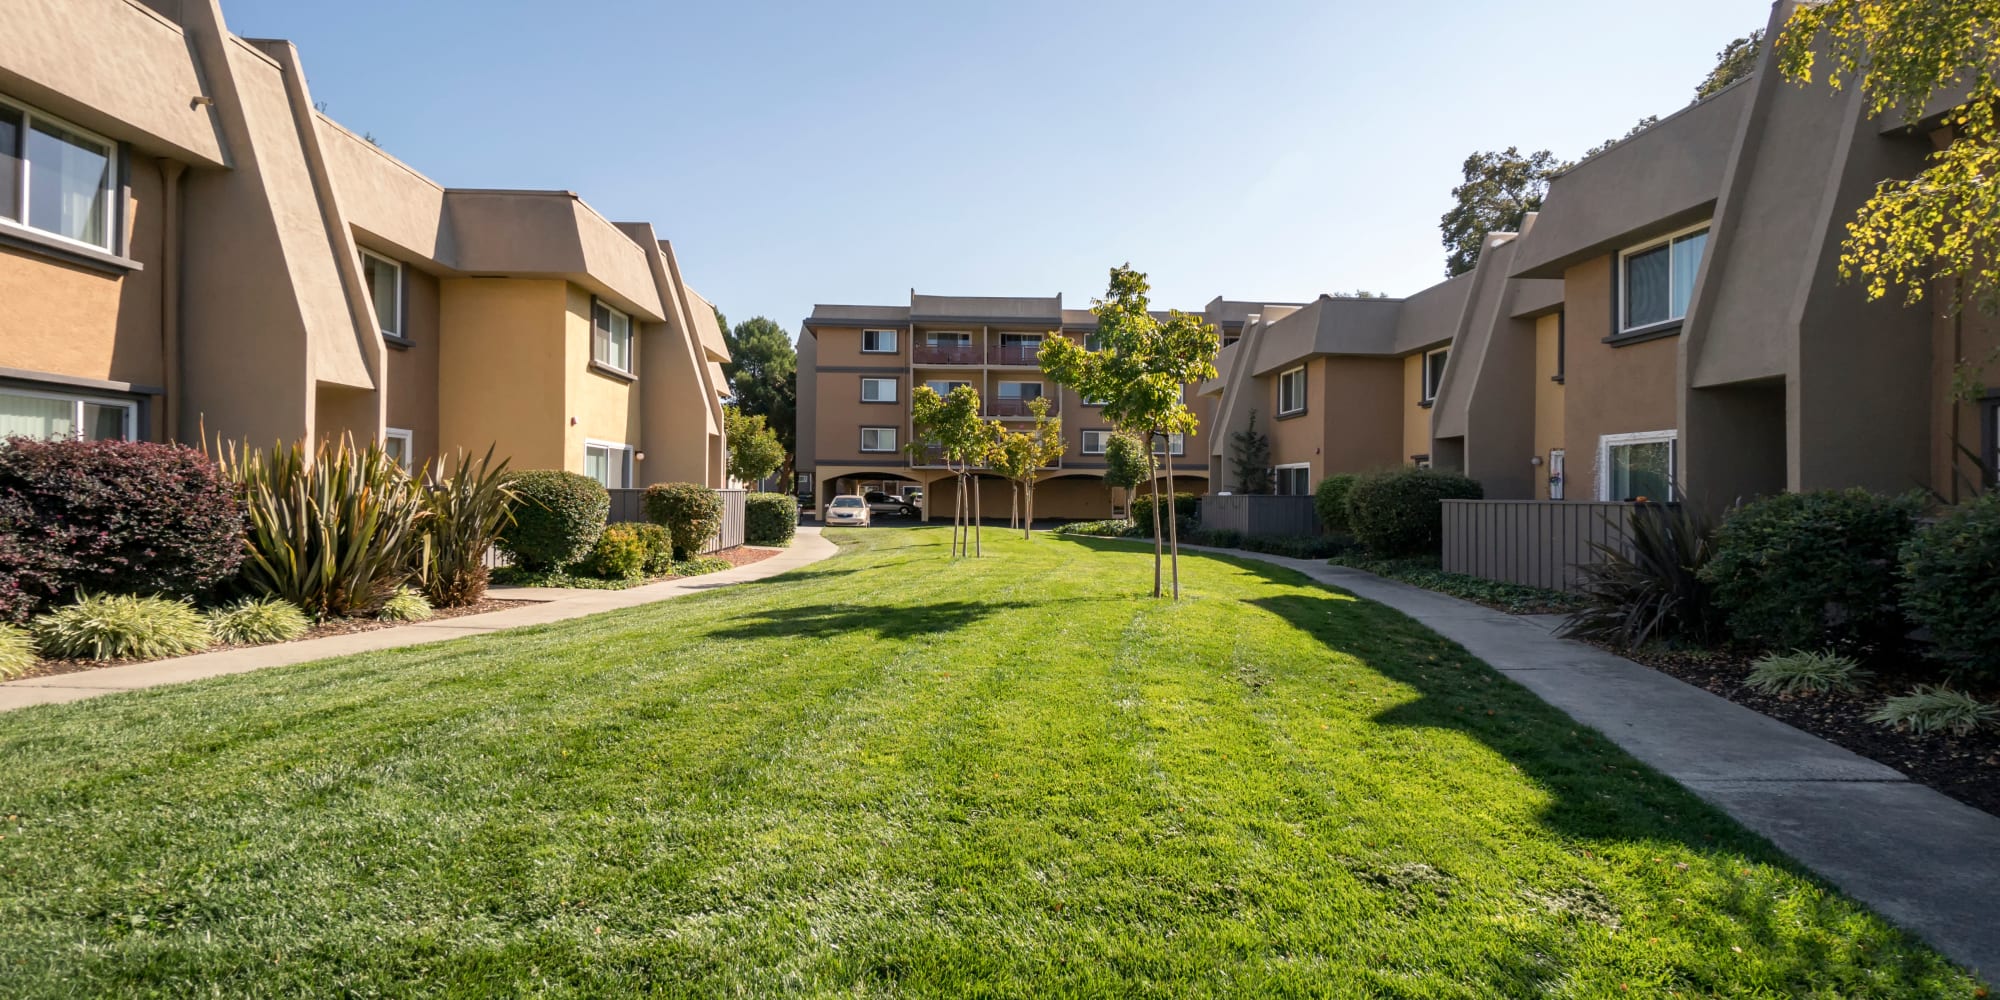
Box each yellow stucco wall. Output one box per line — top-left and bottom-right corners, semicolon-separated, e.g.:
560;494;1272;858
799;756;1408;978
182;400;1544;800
1402;354;1430;464
1533;313;1567;499
565;284;642;473
437;278;568;471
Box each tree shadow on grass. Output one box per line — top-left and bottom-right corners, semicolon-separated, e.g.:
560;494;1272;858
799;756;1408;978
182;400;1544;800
703;600;1031;642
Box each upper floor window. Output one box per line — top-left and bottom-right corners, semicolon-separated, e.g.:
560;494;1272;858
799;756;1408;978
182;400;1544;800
1620;225;1708;332
925;331;969;347
593;300;632;373
1423;347;1448;403
863;328;899;353
1278;366;1306;416
860;426;897;453
996;381;1043;400
1080;429;1111;455
360;250;403;340
0;96;117;252
0;387;135;441
861;377;897;403
1151;432;1185;457
925;379;970;397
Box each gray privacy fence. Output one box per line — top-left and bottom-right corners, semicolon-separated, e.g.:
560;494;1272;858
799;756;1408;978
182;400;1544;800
607;487;746;552
1441;499;1665;592
1198;494;1319;537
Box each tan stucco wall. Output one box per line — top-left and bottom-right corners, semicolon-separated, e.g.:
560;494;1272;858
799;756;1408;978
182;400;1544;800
382;266;440;465
1560;257;1680;499
1533;313;1566;498
1402;354;1430;463
1266;359;1325;475
565;283;641;469
438;278;568;471
818;371;907;464
814;325;908;368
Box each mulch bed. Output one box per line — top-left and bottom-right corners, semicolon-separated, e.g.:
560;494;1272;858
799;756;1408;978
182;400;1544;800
1625;646;2000;819
10;597;535;683
715;546;784;569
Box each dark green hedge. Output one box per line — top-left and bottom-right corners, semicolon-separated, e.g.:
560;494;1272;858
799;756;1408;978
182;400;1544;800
745;493;799;546
645;483;724;559
1130;492;1199;527
1700;489;1923;652
496;471;609;572
1900;492;2000;680
1347;469;1483;556
1314;473;1360;534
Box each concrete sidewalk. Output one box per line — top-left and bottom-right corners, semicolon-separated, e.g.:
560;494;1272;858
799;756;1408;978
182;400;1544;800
1123;538;2000;979
0;528;839;713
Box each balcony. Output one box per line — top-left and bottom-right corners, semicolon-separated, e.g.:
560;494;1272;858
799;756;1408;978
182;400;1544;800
912;343;981;365
988;342;1044;366
987;396;1051;418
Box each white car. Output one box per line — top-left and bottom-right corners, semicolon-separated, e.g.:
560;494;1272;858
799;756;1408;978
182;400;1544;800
824;494;872;526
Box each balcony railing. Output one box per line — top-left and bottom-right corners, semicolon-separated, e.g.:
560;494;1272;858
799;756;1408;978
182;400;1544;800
912;344;981;365
988;343;1044;366
987;396;1050;417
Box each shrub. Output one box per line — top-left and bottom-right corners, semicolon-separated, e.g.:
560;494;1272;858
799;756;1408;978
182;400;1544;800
206;597;311;646
1346;468;1483;557
645;482;724;560
1314;473;1361;534
1745;650;1869;697
0;437;245;623
1701;489;1923;653
419;447;514;608
219;437;428;619
634;523;675;575
1241;534;1353;560
377;586;434;623
1188;528;1244;549
1867;686;2000;737
584;523;651;580
1129;492;1199;529
1900;492;2000;681
669;555;732;578
497;471;608;572
1054;519;1141;538
0;624;34;679
1329;553;1583;616
32;594;211;661
1560;503;1721;651
746;493;800;546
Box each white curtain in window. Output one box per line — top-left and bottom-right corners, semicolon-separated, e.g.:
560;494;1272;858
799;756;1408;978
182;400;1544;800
0;391;76;439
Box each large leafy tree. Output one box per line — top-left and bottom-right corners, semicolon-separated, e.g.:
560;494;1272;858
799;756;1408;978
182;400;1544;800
909;384;995;558
1439;147;1559;277
1777;0;2000;495
1041;265;1219;598
721;317;797;458
723;406;784;486
1695;30;1764;100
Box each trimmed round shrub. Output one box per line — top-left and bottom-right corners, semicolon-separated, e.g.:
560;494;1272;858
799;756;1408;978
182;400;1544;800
1130;492;1199;528
496;471;608;572
645;483;724;560
1347;468;1484;556
0;437;245;623
1314;473;1360;534
206;597;310;645
584;523;651;580
1900;491;2000;681
746;493;800;546
1700;489;1923;652
377;586;434;623
32;594;211;661
633;523;675;575
0;623;34;679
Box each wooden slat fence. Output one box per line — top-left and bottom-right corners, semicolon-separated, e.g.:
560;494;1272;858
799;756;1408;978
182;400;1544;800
607;487;746;552
1198;494;1319;537
1441;499;1667;592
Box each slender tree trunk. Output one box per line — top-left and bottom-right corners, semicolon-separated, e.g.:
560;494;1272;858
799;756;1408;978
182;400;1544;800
1011;482;1019;530
1148;434;1163;599
1024;479;1034;540
1165;445;1181;600
974;474;983;557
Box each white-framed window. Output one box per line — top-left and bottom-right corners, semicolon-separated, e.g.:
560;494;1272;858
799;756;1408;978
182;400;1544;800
860;426;897;453
1423;347;1448;403
996;381;1043;400
861;377;897;403
584;439;634;488
1619;224;1709;332
1150;432;1185;456
0;386;136;441
924;379;970;397
1277;366;1306;416
1275;463;1310;496
925;331;970;347
0;95;119;252
1598;431;1675;501
862;328;899;353
592;299;633;374
1080;429;1111;455
383;427;413;470
360;250;403;340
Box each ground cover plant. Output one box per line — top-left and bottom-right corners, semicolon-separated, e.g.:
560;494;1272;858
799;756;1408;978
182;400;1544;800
1328;552;1584;615
0;528;1973;996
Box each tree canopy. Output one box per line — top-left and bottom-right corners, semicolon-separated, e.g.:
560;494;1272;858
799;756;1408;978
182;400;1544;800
1438;147;1559;277
723;406;785;485
1695;30;1764;101
721;317;798;455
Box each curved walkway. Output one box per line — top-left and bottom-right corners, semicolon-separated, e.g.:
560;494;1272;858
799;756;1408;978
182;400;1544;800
0;528;839;714
1128;536;2000;979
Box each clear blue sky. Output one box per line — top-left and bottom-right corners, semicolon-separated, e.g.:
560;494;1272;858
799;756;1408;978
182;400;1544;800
222;0;1771;338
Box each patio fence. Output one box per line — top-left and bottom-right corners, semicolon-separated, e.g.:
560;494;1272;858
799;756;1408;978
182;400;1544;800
1440;499;1666;592
608;487;746;552
1198;494;1319;537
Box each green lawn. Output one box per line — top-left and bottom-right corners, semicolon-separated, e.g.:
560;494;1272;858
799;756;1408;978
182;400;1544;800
0;528;1974;997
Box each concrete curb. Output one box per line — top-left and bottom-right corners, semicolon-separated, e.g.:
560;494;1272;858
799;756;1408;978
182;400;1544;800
1069;533;2000;979
0;528;840;713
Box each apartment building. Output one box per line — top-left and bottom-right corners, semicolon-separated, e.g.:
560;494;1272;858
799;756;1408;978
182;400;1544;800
0;0;729;487
798;293;1248;519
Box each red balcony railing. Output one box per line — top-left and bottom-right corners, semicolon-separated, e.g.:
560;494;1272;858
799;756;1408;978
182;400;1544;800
912;344;981;365
988;342;1045;366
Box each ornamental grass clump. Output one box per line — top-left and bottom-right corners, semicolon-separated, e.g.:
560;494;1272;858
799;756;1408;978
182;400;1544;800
1867;686;2000;737
1561;502;1721;651
418;447;514;608
1744;650;1869;697
377;586;434;623
206;597;311;646
32;594;211;661
0;623;34;679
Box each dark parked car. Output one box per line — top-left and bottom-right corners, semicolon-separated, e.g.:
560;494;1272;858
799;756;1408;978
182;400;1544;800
864;490;920;518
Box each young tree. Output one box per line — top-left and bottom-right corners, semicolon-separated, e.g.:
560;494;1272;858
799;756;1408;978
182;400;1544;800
1103;431;1151;522
1439;147;1559;277
723;406;784;486
1229;409;1272;494
722;317;798;461
988;397;1068;538
1777;1;2000;496
990;424;1038;533
1041;265;1220;598
909;384;992;558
